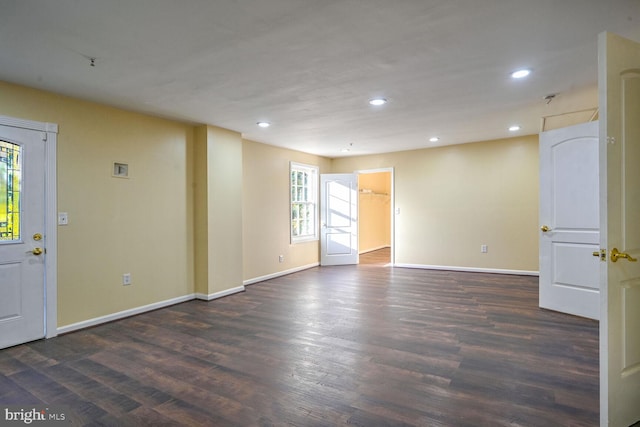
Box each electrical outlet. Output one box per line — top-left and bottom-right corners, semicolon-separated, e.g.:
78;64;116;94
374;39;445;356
122;273;132;286
481;245;488;253
278;255;284;263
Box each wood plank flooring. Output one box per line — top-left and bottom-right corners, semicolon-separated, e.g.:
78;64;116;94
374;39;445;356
359;247;390;265
0;254;599;426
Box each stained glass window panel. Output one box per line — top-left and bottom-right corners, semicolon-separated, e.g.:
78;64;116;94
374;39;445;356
0;141;21;241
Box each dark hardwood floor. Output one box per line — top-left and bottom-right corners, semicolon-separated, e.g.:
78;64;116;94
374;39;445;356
0;253;599;426
359;247;391;265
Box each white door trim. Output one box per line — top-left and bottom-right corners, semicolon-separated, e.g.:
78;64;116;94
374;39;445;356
0;115;58;339
356;167;395;265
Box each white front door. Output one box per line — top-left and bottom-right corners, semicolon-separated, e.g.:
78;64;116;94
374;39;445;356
539;121;600;320
598;32;640;427
0;123;47;349
320;173;358;266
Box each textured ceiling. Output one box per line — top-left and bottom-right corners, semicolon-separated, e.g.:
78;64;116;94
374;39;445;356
1;0;639;157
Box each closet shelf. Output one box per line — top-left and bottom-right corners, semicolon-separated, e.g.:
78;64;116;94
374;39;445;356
359;189;389;196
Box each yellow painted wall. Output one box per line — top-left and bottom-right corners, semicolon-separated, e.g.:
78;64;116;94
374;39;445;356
358;172;391;252
333;136;539;272
242;139;331;281
193;126;209;295
195;125;246;295
0;79;540;331
0;81;195;327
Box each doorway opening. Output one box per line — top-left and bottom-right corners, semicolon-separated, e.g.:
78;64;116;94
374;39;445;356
357;168;393;266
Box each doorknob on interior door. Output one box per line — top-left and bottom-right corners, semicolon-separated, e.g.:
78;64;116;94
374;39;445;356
610;248;637;263
540;225;551;232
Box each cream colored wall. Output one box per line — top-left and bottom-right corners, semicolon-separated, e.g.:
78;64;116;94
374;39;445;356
358;172;391;252
242;139;331;281
0;81;195;327
0;79;539;330
333;136;539;272
205;126;243;293
193;126;209;296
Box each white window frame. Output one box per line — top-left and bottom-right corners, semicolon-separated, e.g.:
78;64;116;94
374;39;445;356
290;162;319;243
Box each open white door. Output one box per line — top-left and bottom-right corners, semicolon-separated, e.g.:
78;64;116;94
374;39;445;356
320;173;358;266
598;32;640;427
539;121;600;320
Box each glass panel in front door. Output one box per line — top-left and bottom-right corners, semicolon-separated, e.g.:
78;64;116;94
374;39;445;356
0;140;21;242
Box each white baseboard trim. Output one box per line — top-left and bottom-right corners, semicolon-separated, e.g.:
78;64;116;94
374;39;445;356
195;285;245;301
394;263;539;276
244;262;319;286
57;294;196;335
359;245;390;255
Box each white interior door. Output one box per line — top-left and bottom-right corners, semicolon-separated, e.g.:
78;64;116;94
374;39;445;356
539;121;600;320
598;31;640;427
0;123;47;349
320;173;358;266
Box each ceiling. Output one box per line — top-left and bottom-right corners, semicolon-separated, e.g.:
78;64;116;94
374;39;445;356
1;0;639;158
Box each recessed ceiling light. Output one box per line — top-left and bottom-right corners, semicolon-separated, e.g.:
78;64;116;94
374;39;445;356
511;69;531;79
257;121;271;128
429;137;440;142
369;98;387;106
509;125;521;132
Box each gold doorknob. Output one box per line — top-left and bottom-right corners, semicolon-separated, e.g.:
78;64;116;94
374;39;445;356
540;225;551;232
611;248;637;263
32;247;43;256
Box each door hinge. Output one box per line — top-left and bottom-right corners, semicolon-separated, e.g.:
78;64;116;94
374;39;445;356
41;132;48;142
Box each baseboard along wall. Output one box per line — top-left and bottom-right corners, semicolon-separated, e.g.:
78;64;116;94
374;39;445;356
394;263;539;276
243;263;319;286
57;261;534;335
56;265;323;335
